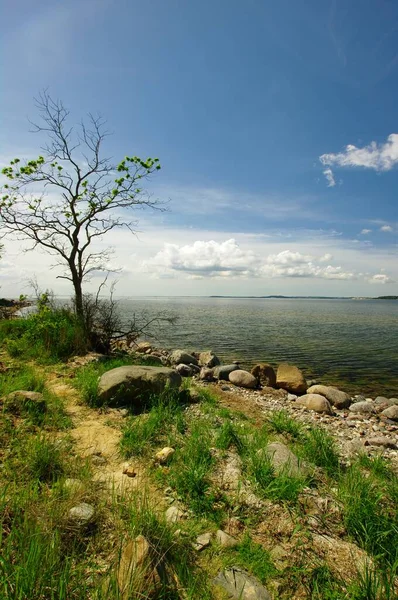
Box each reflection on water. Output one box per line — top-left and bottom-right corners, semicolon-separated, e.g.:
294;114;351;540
117;297;398;396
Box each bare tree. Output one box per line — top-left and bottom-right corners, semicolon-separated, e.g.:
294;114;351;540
0;91;162;320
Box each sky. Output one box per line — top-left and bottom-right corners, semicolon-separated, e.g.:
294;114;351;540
1;0;397;297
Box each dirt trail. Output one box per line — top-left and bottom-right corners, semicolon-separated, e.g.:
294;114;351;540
48;378;146;493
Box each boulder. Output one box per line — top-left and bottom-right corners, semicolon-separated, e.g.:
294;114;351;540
175;363;193;377
251;363;276;387
214;567;272;600
312;533;373;582
97;366;181;407
295;394;333;414
169;350;198;366
214;364;239;381
307;385;351;409
229;370;258;389
380;405;398;421
199;367;215;381
135;342;152;353
276;363;307;394
374;396;389;405
198;351;220;368
4;390;47;416
349;401;375;415
262;442;305;477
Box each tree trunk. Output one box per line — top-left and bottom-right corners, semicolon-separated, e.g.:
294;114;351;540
72;275;84;322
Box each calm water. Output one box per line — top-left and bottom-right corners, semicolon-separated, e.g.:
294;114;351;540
117;297;398;396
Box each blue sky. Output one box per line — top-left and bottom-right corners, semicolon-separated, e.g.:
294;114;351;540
1;0;397;296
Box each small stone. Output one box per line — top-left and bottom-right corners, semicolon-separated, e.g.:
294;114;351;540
214;567;272;600
365;437;397;449
123;464;138;478
287;393;297;401
64;478;85;494
69;502;95;524
119;408;129;417
193;532;212;551
220;384;232;391
216;529;238;548
165;505;184;523
155;447;175;464
91;455;106;465
374;396;389;405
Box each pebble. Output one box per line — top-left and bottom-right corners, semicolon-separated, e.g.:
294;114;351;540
69;502;95;524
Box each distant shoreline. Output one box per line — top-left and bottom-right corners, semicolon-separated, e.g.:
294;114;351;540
209;295;398;300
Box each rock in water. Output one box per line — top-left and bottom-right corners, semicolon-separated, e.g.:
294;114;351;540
198;351;220;368
214;567;272;600
251;363;276;387
229;370;258;389
97;366;181;407
214;364;239;380
307;385;351;409
276;363;307;394
295;394;333;414
169;350;198;365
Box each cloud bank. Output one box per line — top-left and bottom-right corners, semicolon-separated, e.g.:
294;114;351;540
143;239;393;283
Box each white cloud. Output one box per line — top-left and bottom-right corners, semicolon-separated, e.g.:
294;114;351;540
360;229;372;235
368;274;394;284
323;168;336;187
380;225;393;232
320;133;398;172
143;239;259;278
144;241;359;281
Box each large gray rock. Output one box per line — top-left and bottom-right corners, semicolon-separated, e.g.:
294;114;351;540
307;385;351;409
295;394;333;414
229;370;258;389
198;351;220;368
214;567;272;600
251;363;276;388
169;350;198;366
380;405;398;421
277;363;307;394
214;364;239;381
175;363;193;377
263;442;304;477
97;366;181;406
349;401;375;415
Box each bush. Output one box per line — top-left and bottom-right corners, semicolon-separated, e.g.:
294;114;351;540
0;307;87;361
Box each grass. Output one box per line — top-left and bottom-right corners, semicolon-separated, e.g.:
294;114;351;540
167;421;216;516
268;409;303;439
0;307;86;361
120;391;186;457
338;463;398;568
299;427;340;476
224;534;277;583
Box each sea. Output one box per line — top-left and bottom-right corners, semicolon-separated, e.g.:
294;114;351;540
116;296;398;397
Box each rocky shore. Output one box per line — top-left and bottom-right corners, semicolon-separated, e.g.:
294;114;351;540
107;339;398;469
